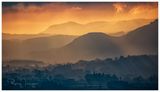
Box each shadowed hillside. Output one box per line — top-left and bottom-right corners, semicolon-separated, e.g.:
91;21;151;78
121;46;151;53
3;20;158;64
2;33;50;40
3;35;77;61
114;19;158;55
3;55;158;90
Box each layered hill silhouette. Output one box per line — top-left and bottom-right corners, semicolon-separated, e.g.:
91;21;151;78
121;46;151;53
3;35;77;60
4;60;44;67
3;55;158;90
2;33;50;40
42;19;153;36
114;19;158;55
22;35;77;51
3;19;158;64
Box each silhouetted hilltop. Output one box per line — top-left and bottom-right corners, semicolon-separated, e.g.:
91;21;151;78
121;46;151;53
3;35;77;61
122;19;158;55
3;20;158;64
43;22;84;35
23;35;77;51
4;60;44;67
2;33;50;40
42;19;153;36
3;55;158;90
63;32;122;57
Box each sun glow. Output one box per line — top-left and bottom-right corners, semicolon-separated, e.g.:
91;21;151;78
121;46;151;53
2;2;158;35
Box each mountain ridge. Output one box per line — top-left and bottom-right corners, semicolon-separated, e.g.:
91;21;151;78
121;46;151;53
3;19;158;64
30;19;158;64
42;19;154;36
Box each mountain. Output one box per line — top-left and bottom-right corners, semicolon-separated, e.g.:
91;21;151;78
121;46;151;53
23;35;77;51
48;55;158;79
2;39;24;60
63;32;122;57
109;31;126;37
2;33;50;40
125;19;158;54
115;19;158;55
42;19;153;36
3;60;44;67
28;20;158;64
3;55;158;90
42;22;84;35
3;19;158;64
28;32;123;64
2;35;77;61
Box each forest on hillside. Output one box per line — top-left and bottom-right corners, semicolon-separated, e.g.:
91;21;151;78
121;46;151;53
2;55;158;90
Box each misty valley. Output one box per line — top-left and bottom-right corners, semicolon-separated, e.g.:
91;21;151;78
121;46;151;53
2;19;158;90
2;55;158;90
3;20;158;64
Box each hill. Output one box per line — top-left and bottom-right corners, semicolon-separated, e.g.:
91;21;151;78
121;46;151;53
3;19;158;64
29;20;158;64
115;19;158;55
3;60;44;67
2;33;50;40
3;35;77;61
3;55;158;90
42;19;153;36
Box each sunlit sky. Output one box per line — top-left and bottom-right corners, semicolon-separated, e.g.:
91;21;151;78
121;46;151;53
2;2;158;34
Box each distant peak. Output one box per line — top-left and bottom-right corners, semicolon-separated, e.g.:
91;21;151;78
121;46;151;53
86;21;108;25
80;32;112;39
151;19;158;24
85;32;108;36
66;21;77;23
64;21;80;25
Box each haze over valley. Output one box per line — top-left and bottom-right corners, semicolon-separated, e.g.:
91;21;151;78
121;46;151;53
3;19;158;64
2;2;158;90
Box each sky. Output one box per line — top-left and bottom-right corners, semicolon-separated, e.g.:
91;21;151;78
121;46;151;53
2;2;158;34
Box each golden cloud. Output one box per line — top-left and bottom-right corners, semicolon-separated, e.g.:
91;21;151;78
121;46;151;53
113;3;127;13
2;2;158;34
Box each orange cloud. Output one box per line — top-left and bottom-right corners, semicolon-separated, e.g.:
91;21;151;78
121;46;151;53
70;6;82;10
128;3;158;19
113;3;127;13
130;3;157;14
2;2;158;34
